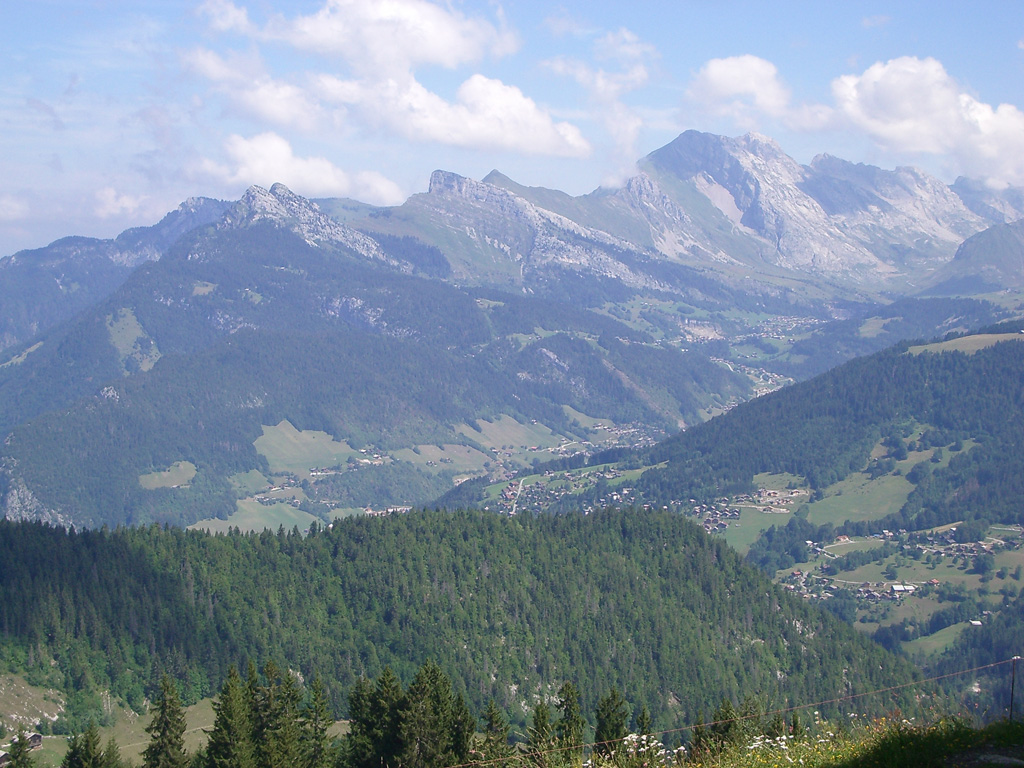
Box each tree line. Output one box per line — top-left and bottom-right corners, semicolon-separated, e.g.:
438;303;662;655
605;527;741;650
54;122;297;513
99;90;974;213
29;659;822;768
0;510;917;734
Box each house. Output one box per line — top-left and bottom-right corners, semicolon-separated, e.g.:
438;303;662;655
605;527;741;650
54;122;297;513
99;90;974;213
14;734;42;751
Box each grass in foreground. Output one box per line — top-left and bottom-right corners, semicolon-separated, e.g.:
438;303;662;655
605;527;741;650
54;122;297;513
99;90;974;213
671;717;1023;768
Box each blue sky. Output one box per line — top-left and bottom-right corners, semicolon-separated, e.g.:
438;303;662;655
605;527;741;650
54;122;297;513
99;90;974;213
3;0;1024;254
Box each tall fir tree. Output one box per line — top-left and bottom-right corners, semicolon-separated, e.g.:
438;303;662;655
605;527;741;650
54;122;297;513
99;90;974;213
526;701;553;768
62;722;103;768
555;682;584;768
634;704;652;737
206;665;254;768
398;660;472;768
143;675;188;768
251;662;303;768
8;728;37;768
478;700;512;764
300;675;334;768
593;688;629;757
449;692;474;768
342;677;377;768
100;736;128;768
370;667;405;768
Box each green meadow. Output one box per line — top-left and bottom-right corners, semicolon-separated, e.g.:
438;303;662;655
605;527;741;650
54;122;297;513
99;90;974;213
254;420;357;476
138;461;196;490
189;499;320;534
908;332;1024;355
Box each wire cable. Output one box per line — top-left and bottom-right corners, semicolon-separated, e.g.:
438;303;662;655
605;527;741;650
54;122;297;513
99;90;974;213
442;656;1021;768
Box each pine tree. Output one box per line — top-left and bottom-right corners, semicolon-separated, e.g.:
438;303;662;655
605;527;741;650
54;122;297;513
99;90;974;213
206;666;254;768
342;677;376;768
300;675;334;768
100;736;128;768
526;701;553;768
450;692;474;767
399;660;471;768
479;700;512;764
634;704;652;737
62;722;103;768
708;699;741;752
143;675;188;768
555;682;584;768
370;667;405;767
251;662;303;768
8;728;37;768
594;688;629;757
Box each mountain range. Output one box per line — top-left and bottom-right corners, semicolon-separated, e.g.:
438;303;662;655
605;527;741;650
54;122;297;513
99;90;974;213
1;129;1023;530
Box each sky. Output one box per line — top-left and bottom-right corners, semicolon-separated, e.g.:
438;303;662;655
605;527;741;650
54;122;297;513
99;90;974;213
3;1;1024;255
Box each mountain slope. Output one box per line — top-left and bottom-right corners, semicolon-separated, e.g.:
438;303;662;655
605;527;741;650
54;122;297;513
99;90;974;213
0;198;749;528
0;197;229;352
926;218;1024;294
544;330;1024;535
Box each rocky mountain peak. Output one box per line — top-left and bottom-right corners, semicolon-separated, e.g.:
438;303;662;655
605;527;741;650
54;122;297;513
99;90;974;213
221;184;388;264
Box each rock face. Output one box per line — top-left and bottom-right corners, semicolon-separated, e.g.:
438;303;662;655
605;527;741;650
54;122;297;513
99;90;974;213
642;131;989;283
383;170;670;297
951;177;1024;224
222;183;392;262
384;130;1009;295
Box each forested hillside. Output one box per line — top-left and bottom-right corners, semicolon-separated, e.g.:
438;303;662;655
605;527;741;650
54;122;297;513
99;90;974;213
0;509;917;733
614;334;1024;533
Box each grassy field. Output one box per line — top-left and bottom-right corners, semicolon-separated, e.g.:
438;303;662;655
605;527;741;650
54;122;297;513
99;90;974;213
228;469;271;495
456;415;564;466
94;698;216;765
191;281;216;296
908;332;1024;355
106;307;161;372
254;420;356;476
91;697;348;767
138;461;197;490
189;499;320;534
858;315;899;338
902;620;971;657
392;443;491;474
0;341;43;369
805;471;915;526
717;507;793;554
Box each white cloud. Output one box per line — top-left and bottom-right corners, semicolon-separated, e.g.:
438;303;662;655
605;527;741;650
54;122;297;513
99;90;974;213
688;55;793;124
266;0;518;77
199;0;254;34
95;188;145;218
184;48;323;130
543;10;596;38
318;73;591;157
861;15;891;29
546;28;656;180
0;195;29;222
199;132;405;203
832;56;1024;185
688;53;1024;186
193;1;586;158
